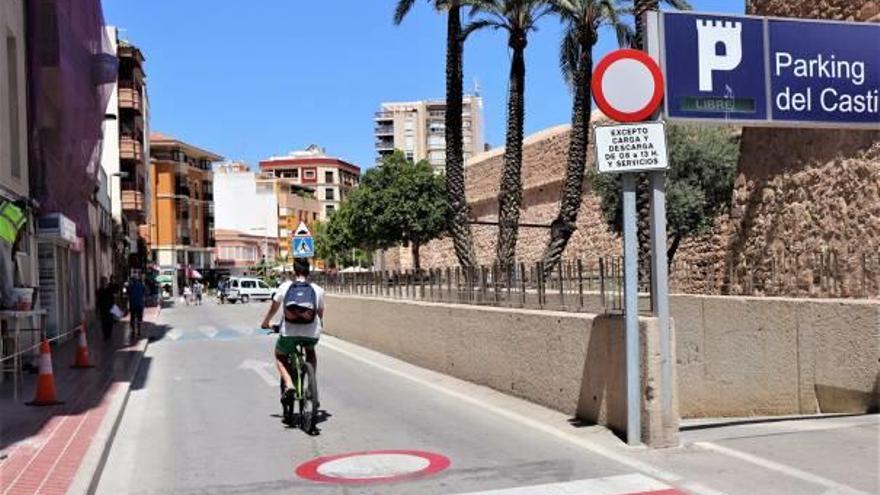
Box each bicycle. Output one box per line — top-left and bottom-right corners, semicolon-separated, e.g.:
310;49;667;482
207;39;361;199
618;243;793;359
268;325;318;433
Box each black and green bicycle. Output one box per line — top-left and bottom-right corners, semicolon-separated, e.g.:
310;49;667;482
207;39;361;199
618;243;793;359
269;325;318;433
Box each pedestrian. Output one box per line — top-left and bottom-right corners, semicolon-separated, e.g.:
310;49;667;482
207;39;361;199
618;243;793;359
193;281;203;306
128;271;146;344
96;276;116;342
183;285;192;306
218;279;227;304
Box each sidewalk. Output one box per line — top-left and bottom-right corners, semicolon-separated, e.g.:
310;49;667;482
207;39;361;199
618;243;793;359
0;307;161;495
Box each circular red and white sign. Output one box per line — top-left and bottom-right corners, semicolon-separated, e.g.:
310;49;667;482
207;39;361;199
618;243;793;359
296;450;450;484
591;49;664;122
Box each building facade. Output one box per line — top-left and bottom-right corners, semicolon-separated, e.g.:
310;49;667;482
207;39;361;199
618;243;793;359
213;229;278;277
374;94;485;170
149;133;221;293
258;145;359;220
101;27;151;277
0;0;38;293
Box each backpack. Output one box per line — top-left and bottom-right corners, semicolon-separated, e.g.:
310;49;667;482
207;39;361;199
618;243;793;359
283;282;317;324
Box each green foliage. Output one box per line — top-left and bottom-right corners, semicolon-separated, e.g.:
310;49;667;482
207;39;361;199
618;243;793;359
322;151;447;270
592;124;739;259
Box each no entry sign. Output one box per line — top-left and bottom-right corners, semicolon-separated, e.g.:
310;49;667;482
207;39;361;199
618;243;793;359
592;49;665;122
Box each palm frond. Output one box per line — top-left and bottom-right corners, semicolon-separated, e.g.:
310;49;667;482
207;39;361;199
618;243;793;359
663;0;692;10
559;21;580;89
461;19;493;40
393;0;418;25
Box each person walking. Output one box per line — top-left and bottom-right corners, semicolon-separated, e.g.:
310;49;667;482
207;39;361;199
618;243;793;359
96;276;117;342
128;272;146;344
193;281;203;306
183;285;192;306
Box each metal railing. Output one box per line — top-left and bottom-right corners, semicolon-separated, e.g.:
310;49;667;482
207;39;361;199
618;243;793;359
314;258;651;315
0;313;74;401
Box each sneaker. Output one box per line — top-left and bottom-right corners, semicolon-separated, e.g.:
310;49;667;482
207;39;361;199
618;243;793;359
283;387;295;401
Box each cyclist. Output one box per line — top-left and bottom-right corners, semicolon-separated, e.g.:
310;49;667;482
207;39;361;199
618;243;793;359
261;258;325;401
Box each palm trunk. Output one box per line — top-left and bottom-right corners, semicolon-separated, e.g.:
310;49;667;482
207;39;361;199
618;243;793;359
495;33;527;269
633;0;657;50
445;4;478;270
540;35;593;279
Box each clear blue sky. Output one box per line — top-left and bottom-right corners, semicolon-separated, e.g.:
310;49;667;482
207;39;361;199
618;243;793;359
103;0;743;171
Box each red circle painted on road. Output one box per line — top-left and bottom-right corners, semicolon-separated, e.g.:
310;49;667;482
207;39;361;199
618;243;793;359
295;450;450;484
592;48;664;123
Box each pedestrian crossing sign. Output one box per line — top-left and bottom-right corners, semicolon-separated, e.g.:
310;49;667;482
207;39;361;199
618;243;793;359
292;236;315;258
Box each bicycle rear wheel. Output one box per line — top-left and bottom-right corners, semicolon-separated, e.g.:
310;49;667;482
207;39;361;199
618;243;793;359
297;362;318;433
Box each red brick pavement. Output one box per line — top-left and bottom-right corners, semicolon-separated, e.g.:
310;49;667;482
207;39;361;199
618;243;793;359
0;306;159;495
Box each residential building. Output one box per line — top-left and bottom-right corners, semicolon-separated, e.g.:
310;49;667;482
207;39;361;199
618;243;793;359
26;0;114;339
100;27;151;276
214;161;280;263
213;229;278;277
258;173;321;260
374;93;485;171
259;145;359;220
0;0;38;300
149;133;222;293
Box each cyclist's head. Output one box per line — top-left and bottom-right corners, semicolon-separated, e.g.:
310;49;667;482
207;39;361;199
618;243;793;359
293;258;310;277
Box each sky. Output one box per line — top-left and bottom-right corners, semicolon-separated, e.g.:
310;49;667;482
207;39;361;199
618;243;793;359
103;0;744;171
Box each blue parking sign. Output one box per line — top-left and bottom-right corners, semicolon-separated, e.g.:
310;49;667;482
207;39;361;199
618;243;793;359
663;12;767;122
292;237;315;258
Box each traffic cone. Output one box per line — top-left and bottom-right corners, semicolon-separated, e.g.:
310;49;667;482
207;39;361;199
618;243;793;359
27;339;64;406
71;320;94;368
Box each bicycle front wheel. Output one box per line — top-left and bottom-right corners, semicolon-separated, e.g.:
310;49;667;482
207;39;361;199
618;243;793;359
297;362;318;433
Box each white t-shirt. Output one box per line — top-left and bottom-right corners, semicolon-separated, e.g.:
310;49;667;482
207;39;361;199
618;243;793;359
274;279;325;339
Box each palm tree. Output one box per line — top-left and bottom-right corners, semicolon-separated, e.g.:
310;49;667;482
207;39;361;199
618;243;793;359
394;1;482;270
631;0;689;50
539;0;632;277
469;0;551;269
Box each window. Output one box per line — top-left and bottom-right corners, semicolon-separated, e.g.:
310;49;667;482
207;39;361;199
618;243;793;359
241;280;256;289
325;188;335;201
326;205;335;216
324;171;334;183
258;281;268;289
291;169;299;178
230;280;239;288
405;151;414;161
304;170;315;179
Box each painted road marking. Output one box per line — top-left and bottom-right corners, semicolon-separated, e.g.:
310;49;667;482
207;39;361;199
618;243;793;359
452;473;683;495
320;338;696;489
694;442;869;495
296;450;450;484
199;325;219;339
238;359;277;387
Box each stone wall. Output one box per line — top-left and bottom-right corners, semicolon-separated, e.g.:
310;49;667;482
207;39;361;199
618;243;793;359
382;1;880;299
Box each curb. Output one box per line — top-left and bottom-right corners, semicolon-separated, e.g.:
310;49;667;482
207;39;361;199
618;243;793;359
66;306;160;495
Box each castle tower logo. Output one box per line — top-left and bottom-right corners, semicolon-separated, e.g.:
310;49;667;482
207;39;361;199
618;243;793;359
696;20;743;92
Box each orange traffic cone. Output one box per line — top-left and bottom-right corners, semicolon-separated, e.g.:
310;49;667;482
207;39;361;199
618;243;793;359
27;339;64;406
71;320;94;368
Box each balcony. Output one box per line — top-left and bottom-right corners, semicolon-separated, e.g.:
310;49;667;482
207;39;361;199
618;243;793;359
374;111;393;120
375;138;395;151
375;125;394;136
179;236;191;246
121;190;146;220
118;87;142;113
120;138;143;161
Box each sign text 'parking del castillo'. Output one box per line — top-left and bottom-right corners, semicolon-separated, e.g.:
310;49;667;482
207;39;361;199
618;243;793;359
659;11;879;128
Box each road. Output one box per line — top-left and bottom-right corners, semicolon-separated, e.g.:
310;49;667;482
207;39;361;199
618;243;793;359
95;300;879;495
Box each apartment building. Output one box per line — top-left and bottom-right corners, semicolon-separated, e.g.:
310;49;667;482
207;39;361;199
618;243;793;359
258;145;360;220
101;27;151;275
149;133;222;293
374;94;485;171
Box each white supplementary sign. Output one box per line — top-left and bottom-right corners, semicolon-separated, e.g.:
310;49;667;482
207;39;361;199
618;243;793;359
594;122;668;174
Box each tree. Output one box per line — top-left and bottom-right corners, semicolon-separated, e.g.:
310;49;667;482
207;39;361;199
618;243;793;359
630;0;689;51
539;0;632;278
469;0;551;269
592;124;739;263
394;0;483;270
337;151;447;272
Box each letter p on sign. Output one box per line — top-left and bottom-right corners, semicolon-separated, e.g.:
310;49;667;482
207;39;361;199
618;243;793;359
696;19;743;91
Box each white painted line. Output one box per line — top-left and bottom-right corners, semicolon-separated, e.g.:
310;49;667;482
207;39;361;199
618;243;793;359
694;442;869;495
199;325;218;339
320;338;690;487
452;473;672;495
681;481;731;495
166;329;183;341
237;359;277;387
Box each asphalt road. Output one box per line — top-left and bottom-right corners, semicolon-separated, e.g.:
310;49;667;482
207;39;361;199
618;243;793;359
95;300;879;495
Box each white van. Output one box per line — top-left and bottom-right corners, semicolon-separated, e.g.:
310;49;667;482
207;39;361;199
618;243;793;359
226;277;274;303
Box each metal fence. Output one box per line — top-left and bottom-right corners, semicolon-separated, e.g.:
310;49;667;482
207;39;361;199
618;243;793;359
315;248;879;313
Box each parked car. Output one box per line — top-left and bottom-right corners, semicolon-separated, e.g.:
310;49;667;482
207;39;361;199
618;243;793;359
226;277;275;303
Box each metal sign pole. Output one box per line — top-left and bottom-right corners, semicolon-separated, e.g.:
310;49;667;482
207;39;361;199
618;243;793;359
622;173;641;446
650;171;671;425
